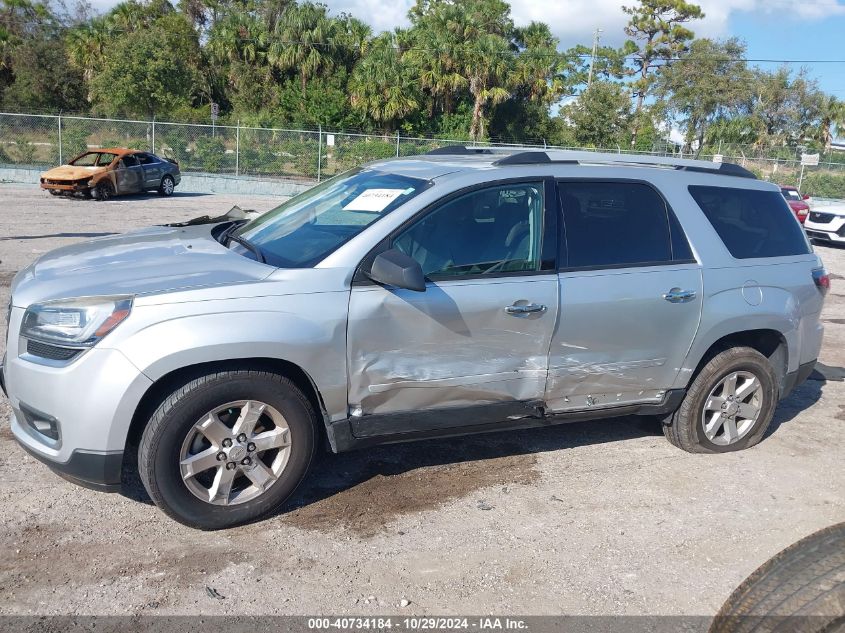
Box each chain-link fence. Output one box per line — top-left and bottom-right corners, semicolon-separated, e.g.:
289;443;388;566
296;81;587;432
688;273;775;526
2;112;844;191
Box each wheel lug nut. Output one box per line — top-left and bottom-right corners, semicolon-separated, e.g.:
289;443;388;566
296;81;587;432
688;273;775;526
241;457;251;466
216;452;227;461
222;438;233;448
237;433;247;443
247;442;256;452
226;462;236;470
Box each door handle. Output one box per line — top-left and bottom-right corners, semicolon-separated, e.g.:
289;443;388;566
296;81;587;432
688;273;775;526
662;288;697;303
505;303;547;315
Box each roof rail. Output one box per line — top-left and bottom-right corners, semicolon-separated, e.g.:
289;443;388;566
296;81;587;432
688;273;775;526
423;146;757;179
425;145;496;155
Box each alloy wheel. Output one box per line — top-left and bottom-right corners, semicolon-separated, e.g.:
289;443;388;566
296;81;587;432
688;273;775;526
179;400;292;505
701;371;763;446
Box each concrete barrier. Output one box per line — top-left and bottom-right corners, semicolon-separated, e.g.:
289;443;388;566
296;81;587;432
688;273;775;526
0;164;314;197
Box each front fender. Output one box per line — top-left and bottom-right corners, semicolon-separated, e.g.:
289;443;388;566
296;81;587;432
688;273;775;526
108;295;349;421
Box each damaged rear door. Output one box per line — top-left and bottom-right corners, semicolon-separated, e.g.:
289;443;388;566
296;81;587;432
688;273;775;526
545;180;702;412
347;179;559;437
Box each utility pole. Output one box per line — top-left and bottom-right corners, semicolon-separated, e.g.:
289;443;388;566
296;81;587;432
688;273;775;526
587;28;603;89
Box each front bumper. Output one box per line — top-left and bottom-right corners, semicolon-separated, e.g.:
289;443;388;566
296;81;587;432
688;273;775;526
15;437;123;492
4;307;152;491
805;213;845;243
40;180;89;192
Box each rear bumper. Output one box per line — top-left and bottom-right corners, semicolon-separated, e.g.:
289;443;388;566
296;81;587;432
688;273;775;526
781;360;818;399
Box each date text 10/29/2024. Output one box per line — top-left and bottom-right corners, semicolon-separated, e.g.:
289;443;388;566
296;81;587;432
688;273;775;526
307;618;528;631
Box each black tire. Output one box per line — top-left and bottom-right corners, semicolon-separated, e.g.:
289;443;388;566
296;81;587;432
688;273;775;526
709;522;845;633
138;370;317;529
158;174;175;196
92;181;113;201
663;346;778;453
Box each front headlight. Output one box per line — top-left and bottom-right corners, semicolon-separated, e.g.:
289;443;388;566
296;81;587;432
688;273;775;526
21;296;133;348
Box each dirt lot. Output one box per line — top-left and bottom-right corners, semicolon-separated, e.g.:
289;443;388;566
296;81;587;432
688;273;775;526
0;184;843;616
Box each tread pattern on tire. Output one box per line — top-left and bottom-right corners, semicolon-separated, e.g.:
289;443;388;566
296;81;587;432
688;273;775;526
138;369;317;529
663;346;777;454
709;522;845;633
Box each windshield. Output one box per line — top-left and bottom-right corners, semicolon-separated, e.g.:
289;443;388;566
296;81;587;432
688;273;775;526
781;188;802;201
234;168;429;267
70;152;117;167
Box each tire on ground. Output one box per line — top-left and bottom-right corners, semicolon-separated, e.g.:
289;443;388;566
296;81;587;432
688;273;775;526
663;346;778;453
709;522;845;633
138;369;317;530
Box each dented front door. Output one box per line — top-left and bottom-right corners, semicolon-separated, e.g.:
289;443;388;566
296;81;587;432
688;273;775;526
346;276;559;425
346;179;560;434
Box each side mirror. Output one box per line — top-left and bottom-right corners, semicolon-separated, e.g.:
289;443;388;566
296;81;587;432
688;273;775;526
367;248;426;292
802;194;810;200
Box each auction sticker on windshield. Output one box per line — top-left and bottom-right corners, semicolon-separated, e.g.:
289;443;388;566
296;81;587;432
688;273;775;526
343;189;408;212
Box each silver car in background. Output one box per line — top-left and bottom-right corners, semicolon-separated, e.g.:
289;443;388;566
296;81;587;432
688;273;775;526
1;148;827;529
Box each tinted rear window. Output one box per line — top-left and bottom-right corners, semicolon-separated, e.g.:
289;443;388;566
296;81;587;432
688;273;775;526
688;186;811;259
559;181;680;268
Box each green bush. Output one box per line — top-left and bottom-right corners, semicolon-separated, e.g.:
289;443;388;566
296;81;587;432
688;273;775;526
61;127;91;161
13;138;37;165
193;136;226;172
802;171;845;199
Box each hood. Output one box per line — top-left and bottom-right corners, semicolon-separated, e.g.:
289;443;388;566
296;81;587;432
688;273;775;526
41;164;109;180
11;224;274;308
787;200;810;211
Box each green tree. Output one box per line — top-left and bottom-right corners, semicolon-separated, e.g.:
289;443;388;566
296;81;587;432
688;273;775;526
2;35;86;111
623;0;704;146
565;81;632;148
88;12;202;117
267;2;338;96
349;33;419;132
657;37;752;154
66;18;110;85
818;95;845;150
752;66;823;145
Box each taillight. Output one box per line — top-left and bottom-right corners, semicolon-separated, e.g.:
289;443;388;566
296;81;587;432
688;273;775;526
813;268;830;295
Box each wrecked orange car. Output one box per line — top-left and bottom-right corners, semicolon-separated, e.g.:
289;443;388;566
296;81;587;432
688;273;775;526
40;148;181;200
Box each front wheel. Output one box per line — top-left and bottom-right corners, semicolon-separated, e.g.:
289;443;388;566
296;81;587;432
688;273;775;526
158;175;175;196
138;370;317;529
663;346;778;453
92;181;113;201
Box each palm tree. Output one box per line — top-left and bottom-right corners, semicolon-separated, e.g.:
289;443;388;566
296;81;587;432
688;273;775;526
267;2;338;96
466;34;512;140
66;18;110;84
819;95;845;150
404;7;466;116
349;34;419;132
207;10;267;65
338;15;371;60
512;22;565;105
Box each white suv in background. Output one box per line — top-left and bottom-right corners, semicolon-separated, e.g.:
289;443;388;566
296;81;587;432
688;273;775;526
805;203;845;244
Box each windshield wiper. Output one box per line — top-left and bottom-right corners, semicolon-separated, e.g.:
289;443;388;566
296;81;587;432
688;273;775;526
221;224;266;263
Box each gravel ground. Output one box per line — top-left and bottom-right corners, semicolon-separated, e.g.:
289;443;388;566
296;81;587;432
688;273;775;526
0;184;843;616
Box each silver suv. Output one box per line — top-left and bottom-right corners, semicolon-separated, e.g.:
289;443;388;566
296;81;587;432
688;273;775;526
1;148;828;529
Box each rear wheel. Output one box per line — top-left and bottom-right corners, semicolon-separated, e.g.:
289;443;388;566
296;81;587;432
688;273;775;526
138;370;317;529
663;346;778;453
158;175;175;196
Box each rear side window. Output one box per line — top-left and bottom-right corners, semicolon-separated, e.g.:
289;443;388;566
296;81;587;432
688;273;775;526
689;186;811;259
559;181;685;268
